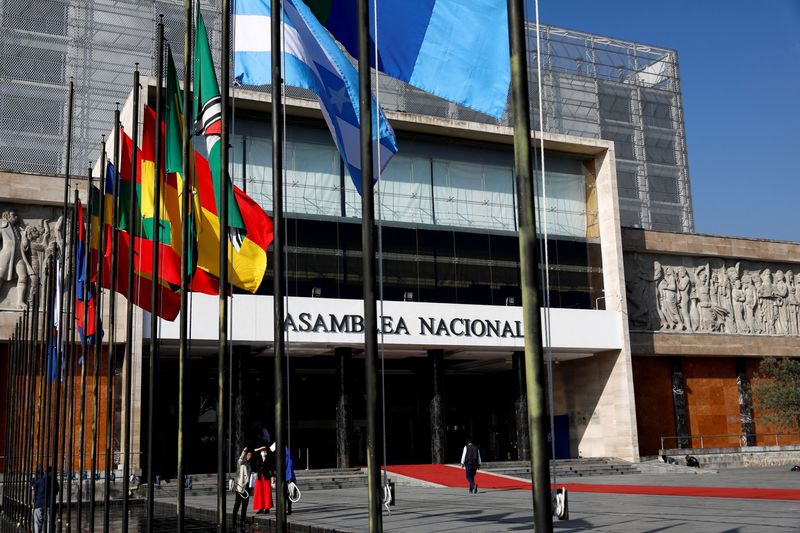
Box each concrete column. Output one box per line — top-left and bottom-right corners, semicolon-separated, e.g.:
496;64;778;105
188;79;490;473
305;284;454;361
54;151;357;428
335;347;353;468
512;351;530;461
735;358;755;446
429;349;446;464
670;357;689;448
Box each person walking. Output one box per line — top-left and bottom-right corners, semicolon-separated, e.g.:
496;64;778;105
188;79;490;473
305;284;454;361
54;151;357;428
460;439;481;494
252;447;273;514
232;448;252;528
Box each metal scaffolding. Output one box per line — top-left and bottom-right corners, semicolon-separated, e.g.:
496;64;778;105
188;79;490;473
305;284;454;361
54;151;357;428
0;0;692;232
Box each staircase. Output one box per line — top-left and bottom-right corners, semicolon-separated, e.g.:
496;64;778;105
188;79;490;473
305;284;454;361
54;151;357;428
481;458;641;478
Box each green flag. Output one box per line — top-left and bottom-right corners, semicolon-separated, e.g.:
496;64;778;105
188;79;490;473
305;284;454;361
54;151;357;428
193;5;245;231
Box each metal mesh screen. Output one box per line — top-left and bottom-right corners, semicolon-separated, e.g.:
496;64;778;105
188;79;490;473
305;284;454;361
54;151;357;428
0;1;692;232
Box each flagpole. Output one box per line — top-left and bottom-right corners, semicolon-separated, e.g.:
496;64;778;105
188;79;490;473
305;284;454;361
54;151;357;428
355;0;382;529
104;105;123;532
270;0;287;530
218;0;231;530
45;76;73;533
40;253;56;525
121;64;141;532
60;187;80;533
178;1;195;529
89;137;108;533
23;306;35;528
147;17;165;533
506;0;553;530
4;323;17;517
77;166;93;533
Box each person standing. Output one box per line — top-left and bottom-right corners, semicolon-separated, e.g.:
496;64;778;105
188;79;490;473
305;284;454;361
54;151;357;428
460;439;481;494
270;442;298;515
232;448;252;528
30;465;59;533
252;447;273;514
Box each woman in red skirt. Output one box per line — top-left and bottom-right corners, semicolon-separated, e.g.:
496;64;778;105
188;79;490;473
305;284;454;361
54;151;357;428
252;446;273;514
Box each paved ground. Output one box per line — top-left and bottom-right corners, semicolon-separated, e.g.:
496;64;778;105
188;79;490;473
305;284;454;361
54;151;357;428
165;466;800;532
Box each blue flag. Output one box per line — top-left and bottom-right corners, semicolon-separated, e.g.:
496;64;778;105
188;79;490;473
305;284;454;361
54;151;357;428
305;0;511;119
234;0;398;194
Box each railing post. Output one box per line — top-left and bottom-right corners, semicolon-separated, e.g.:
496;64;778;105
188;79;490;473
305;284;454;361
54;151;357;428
700;436;704;449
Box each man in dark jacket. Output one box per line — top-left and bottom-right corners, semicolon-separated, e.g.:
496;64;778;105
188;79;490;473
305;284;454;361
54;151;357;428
31;465;59;533
460;439;482;494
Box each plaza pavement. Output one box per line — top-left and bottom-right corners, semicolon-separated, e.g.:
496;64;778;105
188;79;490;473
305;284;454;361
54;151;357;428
165;466;800;532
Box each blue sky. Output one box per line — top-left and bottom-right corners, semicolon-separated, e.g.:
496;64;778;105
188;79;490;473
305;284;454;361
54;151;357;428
532;0;800;241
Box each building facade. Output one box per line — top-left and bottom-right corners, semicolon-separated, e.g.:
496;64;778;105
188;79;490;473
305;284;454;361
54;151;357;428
0;0;692;232
2;1;796;477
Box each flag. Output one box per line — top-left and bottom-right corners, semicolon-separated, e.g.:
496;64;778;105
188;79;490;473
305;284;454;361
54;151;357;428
48;260;62;382
75;198;98;346
195;7;274;293
90;164;182;321
110;137;183;321
303;0;511;119
234;0;398;193
164;47;219;296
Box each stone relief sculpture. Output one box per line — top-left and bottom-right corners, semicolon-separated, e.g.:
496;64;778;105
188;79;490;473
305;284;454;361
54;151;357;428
626;253;800;336
0;207;61;309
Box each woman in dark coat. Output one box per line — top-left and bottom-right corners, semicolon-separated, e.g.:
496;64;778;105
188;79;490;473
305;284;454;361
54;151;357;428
251;446;273;514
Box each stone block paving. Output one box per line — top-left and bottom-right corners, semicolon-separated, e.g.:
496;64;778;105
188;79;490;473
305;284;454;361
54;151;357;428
167;466;800;532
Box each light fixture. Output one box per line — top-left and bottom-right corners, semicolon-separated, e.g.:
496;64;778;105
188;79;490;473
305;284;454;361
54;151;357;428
311;287;322;298
403;291;414;302
505;296;516;306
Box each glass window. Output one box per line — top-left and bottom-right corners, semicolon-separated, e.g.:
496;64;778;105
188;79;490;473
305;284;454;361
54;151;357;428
432;159;515;231
232;134;273;212
535;158;587;238
376;155;433;225
285;141;341;217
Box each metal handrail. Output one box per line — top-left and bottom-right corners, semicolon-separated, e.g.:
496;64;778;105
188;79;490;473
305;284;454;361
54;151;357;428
660;432;800;451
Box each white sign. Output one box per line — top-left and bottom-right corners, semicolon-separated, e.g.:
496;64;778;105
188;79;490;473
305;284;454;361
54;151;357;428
154;294;623;352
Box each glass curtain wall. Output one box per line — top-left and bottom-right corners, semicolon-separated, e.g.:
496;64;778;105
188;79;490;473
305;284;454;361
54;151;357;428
230;122;603;309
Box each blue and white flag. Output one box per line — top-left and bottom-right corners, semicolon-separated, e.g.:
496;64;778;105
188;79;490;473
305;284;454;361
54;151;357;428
305;0;511;119
235;0;398;194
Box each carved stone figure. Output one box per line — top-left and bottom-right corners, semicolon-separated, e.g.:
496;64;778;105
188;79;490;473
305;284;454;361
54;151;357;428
732;279;747;333
786;270;800;335
0;211;29;308
757;269;775;334
774;270;789;335
695;265;715;332
653;261;667;329
676;266;692;331
742;274;758;334
659;266;681;330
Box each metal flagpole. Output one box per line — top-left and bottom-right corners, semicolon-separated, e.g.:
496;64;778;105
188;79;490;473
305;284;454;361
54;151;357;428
270;0;287;530
48;77;74;533
121;64;141;532
147;17;165;533
60;187;80;533
90;137;108;533
356;0;382;530
178;1;195;529
4;322;17;517
218;0;232;530
506;0;553;530
77;166;93;533
41;254;56;528
23;306;35;528
104;106;123;532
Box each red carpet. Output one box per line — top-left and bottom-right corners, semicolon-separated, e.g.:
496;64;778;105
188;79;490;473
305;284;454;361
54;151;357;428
385;464;800;501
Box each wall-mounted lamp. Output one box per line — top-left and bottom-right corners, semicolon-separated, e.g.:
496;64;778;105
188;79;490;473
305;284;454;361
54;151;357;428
311;287;322;298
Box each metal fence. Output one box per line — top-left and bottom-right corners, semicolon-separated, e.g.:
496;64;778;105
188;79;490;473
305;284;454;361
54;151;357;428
0;0;692;232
